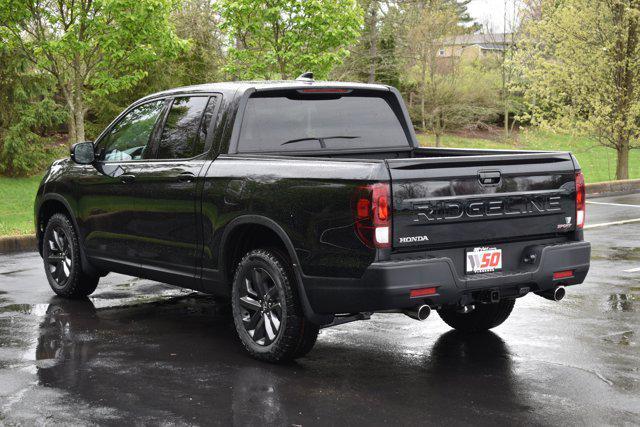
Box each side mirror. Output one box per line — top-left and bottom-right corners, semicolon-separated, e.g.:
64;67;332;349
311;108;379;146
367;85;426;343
70;141;95;165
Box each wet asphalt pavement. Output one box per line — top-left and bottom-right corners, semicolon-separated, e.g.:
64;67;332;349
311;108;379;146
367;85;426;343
1;194;639;426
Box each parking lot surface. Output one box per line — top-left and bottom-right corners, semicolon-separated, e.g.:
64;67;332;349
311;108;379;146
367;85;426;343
1;194;639;425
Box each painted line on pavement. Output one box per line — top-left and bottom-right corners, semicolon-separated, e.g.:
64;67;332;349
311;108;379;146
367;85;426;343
623;267;640;273
584;217;640;229
586;201;640;208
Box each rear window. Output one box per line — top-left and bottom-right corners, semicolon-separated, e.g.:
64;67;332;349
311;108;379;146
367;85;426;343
237;92;410;152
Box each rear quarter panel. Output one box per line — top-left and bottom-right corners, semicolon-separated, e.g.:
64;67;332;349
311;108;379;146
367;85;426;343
200;155;388;280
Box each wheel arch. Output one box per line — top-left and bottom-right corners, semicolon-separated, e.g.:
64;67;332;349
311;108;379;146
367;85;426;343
37;194;102;276
220;215;300;282
37;195;77;254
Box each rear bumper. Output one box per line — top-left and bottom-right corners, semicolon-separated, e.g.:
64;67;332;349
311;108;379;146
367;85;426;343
302;241;591;314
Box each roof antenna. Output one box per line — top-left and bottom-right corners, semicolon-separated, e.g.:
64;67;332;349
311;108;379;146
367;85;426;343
296;72;314;81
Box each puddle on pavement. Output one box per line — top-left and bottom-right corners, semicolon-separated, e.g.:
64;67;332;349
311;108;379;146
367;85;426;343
608;293;638;312
91;291;134;300
593;246;640;261
0;304;33;315
0;268;30;276
602;330;635;346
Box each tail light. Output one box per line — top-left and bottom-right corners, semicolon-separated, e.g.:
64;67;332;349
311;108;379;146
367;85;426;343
575;171;585;229
353;183;391;248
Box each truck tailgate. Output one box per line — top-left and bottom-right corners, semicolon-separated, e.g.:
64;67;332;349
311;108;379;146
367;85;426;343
388;152;578;250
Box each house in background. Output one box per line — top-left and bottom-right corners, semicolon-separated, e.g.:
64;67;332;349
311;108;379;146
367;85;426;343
437;33;514;62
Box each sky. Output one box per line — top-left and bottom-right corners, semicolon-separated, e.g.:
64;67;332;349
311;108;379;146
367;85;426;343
468;0;520;33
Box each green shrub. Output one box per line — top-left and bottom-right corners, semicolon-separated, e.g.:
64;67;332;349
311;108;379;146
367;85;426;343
0;44;67;176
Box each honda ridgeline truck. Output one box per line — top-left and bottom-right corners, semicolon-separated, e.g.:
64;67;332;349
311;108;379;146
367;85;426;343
35;76;591;362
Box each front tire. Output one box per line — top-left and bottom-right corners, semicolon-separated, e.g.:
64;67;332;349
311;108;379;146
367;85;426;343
438;299;515;333
42;213;99;298
231;248;319;363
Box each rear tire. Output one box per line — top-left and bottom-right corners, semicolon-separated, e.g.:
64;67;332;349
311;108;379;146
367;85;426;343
231;248;319;363
42;213;99;298
293;322;320;358
437;299;515;333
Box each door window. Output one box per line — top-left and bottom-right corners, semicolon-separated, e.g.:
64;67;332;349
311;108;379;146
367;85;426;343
100;100;165;162
156;96;211;159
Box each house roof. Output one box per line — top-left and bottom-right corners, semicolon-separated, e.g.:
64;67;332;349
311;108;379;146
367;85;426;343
442;33;514;46
477;43;508;51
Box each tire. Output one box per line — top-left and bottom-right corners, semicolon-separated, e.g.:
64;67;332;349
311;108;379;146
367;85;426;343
42;213;99;298
437;299;515;333
292;321;320;358
231;248;319;363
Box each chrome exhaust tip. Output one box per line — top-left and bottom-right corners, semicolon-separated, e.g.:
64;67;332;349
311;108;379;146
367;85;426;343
403;304;431;321
538;286;566;301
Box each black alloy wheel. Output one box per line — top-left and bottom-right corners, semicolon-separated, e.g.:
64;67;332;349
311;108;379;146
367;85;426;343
42;213;99;298
45;226;73;287
231;248;319;362
238;266;283;346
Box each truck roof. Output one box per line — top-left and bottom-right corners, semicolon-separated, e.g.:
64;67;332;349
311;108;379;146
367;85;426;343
138;80;391;103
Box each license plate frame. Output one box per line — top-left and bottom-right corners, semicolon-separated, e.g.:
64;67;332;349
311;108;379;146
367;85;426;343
466;247;503;274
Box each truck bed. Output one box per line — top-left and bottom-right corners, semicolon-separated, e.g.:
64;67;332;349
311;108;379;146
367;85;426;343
261;146;578;253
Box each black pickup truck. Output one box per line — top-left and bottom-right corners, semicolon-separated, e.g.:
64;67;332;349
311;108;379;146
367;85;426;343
35;77;591;362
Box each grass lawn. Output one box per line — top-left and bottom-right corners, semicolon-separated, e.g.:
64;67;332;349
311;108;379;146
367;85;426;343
417;130;640;184
0;175;41;236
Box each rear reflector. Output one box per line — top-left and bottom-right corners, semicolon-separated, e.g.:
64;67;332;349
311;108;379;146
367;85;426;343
410;287;438;298
553;270;574;280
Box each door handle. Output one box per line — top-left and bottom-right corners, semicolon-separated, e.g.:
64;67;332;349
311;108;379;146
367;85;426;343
177;172;196;183
120;174;136;184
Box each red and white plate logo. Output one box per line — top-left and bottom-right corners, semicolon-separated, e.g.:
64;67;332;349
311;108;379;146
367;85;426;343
466;247;502;273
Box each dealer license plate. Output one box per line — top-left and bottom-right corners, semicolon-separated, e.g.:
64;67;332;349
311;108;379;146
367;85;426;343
466;247;502;274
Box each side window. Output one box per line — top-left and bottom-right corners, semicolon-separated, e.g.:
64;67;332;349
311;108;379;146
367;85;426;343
100;100;165;162
156;96;210;159
195;97;219;156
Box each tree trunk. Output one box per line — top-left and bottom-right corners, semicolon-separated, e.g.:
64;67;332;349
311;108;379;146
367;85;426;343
72;73;85;143
278;56;287;80
420;48;427;132
504;106;509;140
67;106;77;144
63;56;86;144
74;97;85;143
610;0;637;181
368;2;378;83
502;3;509;140
616;140;630;180
434;108;444;148
420;95;426;132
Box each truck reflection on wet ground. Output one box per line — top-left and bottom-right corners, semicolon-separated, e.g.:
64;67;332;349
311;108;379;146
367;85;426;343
24;295;528;424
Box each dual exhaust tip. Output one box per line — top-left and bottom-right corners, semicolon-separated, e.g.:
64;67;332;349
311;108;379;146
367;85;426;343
402;287;564;322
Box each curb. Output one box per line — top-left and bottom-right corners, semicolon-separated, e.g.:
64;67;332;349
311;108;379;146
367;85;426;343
586;178;640;197
0;234;37;254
